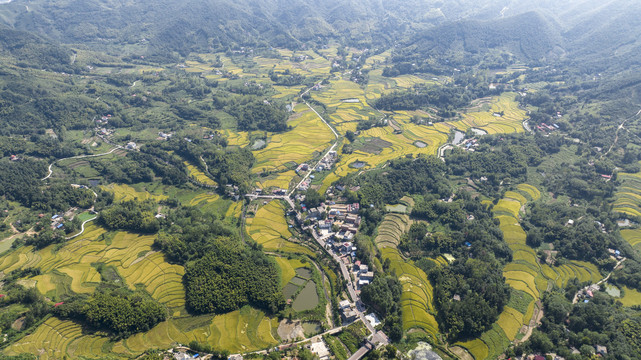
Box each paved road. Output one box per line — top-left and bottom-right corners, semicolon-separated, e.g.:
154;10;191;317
42;146;122;180
65;216;97;240
244;82;389;354
290;83;339;196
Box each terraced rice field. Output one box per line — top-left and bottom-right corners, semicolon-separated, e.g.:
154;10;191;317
9;307;279;357
447;93;527;135
613;169;641;218
620;286;641;307
246;200;314;256
621;228;641;252
112;307;279;355
374;213;411;248
321;119;450;192
225;201;243;223
251;105;334;174
221;129;251;147
102;183;168;202
274;257;308;287
255;170;297;190
0;224;186;312
375;214;439;337
184;161;217;186
458;184;602;359
5;318;110;359
187;192;220;207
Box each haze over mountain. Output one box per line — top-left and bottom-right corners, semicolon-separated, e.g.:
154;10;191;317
0;0;636;67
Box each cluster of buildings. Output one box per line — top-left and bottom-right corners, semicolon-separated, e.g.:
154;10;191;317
315;151;337;173
353;263;374;289
95;114;111;125
607;248;624;260
535;122;560;134
460;138;479;152
97;128;114;137
578;284;601;303
305;202;362;241
50;214;64;230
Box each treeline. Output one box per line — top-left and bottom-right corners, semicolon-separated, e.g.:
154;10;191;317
184;241;284;314
430;258;511;340
522;203;619;266
152;138;254;191
228;99;290;132
407;191;512;262
89;149;188;186
514;289;641;359
448;134;561;197
0;159;95;212
360;276;403;341
98;200;160;233
0;28;75;72
153;206;236;263
55;286;166;338
374;81;494;114
382;11;559;76
352;156;451;206
153;206;283;316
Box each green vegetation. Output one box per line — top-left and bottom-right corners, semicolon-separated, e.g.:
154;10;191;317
55;286;166;338
184;242;283;315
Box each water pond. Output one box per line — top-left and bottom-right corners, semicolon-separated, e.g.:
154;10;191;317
452;131;465;145
292;281;319;312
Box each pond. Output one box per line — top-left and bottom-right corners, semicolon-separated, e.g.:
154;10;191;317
350;161;367;169
414;141;427;148
453;131;465;145
0;236;17;254
295;267;312;279
342;98;360;103
385;204;408;213
283;283;300;299
407;342;442;360
251;139;266;150
302;322;321;336
292;281;319;312
605;283;621;297
471;128;488;136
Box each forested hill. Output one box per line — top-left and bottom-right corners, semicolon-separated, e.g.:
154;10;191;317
0;0;575;58
402;11;563;62
0;27;72;71
0;0;449;56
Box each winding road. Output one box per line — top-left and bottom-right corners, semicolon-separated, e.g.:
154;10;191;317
602;108;641;158
41;146;123;238
65;216;97;240
42;146;122;181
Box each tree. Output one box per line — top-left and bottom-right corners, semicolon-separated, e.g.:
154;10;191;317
304;189;325;208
